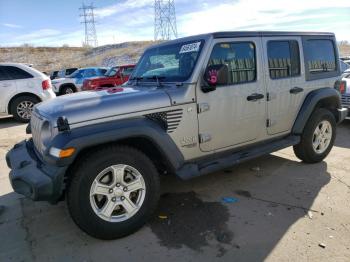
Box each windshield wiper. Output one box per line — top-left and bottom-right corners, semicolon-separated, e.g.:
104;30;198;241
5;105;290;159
146;75;166;87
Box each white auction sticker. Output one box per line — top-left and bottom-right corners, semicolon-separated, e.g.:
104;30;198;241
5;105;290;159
179;42;201;54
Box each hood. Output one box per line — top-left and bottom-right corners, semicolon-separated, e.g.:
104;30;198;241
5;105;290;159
35;87;171;126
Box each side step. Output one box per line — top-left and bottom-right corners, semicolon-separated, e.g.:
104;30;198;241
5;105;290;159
176;135;300;180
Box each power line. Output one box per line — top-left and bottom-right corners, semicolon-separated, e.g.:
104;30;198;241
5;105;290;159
80;3;98;47
154;0;178;41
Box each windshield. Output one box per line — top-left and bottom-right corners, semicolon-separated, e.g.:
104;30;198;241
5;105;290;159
105;67;119;77
69;69;83;78
131;39;205;82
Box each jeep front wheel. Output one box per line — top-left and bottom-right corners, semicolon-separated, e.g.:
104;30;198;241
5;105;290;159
293;108;336;163
67;145;160;239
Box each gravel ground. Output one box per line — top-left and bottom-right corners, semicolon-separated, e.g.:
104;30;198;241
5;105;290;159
0;116;349;262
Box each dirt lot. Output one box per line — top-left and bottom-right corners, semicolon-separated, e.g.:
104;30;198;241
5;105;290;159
0;116;349;262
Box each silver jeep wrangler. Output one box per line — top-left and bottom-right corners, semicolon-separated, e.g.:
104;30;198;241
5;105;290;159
6;31;348;239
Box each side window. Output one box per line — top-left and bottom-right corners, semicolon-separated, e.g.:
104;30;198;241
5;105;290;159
66;68;77;75
208;42;256;85
83;69;95;77
5;66;33;80
0;67;11;81
305;39;336;74
122;67;134;76
267;40;300;79
100;69;108;75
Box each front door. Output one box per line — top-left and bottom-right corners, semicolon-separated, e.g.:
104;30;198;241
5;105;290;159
262;37;305;135
197;38;266;152
0;66;17;113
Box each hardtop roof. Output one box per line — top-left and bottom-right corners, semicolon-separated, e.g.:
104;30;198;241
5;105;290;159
148;31;335;49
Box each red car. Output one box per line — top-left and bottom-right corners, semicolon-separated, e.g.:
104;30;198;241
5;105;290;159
82;64;135;91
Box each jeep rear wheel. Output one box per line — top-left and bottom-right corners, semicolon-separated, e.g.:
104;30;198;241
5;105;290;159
293;108;336;163
67;145;160;240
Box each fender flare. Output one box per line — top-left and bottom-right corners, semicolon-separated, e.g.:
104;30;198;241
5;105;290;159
292;87;341;134
44;117;185;171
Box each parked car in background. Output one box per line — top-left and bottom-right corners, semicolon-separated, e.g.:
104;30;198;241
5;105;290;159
340;60;350;73
82;64;135;91
51;67;109;95
50;71;59;80
337;73;350;119
0;63;55;122
57;67;78;78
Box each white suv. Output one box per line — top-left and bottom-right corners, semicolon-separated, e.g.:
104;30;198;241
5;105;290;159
0;63;56;122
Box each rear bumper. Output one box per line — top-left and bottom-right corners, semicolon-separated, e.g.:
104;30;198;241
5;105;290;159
338;107;349;122
6;140;68;203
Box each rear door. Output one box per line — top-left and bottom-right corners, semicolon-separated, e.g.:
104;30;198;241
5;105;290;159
262;37;305;135
0;66;17;113
197;38;266;152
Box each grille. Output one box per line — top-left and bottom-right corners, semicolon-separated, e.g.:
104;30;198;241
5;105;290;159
30;112;44;154
341;94;350;107
146;109;183;133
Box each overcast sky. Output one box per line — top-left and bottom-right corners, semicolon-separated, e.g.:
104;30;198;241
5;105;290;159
0;0;349;47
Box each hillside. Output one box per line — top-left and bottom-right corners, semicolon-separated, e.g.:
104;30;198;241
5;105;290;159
0;41;349;73
0;41;158;72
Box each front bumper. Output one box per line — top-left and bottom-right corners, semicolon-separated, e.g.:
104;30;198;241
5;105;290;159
6;139;68;203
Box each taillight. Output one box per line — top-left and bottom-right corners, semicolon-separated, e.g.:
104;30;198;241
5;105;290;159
335;80;346;94
42;79;51;90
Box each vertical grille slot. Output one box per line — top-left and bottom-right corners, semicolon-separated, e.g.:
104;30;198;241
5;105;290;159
30;112;43;154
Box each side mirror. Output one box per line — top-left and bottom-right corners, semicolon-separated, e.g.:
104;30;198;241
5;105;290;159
202;64;228;93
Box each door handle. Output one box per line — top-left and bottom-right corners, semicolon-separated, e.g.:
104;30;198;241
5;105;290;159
247;93;264;101
289;87;303;94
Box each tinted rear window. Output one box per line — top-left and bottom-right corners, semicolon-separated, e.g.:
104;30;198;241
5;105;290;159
305;40;336;74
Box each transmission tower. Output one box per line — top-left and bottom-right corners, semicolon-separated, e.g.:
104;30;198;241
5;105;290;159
154;0;178;41
80;3;98;47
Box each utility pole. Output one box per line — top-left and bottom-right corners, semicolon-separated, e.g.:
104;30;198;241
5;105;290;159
80;3;98;47
154;0;178;41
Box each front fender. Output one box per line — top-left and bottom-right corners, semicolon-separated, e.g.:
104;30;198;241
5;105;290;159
292;87;341;134
43;117;185;171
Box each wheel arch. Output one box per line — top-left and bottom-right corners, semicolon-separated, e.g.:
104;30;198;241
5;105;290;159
292;87;341;135
48;118;185;186
7;92;41;114
60;83;77;93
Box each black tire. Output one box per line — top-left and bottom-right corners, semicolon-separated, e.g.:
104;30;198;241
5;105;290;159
293;108;336;163
67;145;160;240
60;85;75;95
10;95;40;123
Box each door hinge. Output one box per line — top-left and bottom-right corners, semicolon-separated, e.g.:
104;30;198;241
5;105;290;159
266;92;270;101
197;103;210;113
199;133;212;143
266;119;271;127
